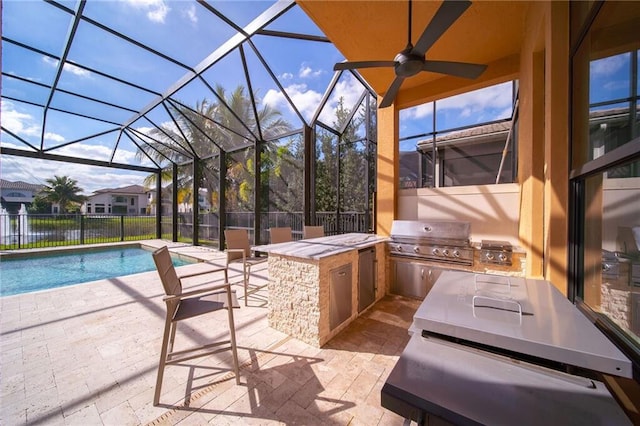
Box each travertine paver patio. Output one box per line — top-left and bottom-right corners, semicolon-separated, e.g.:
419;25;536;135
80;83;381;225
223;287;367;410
0;240;421;425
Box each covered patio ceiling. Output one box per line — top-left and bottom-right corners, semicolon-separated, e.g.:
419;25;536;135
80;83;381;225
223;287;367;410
1;0;376;176
298;0;530;109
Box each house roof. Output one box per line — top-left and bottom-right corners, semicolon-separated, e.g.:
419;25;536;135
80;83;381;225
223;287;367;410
416;120;511;151
0;179;44;192
92;184;146;195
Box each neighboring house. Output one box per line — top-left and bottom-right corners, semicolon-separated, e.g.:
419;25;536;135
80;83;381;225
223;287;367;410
416;120;514;187
82;184;149;215
0;179;44;213
145;186;172;216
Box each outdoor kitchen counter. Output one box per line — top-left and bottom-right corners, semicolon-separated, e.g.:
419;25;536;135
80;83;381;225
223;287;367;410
253;233;388;347
253;233;388;259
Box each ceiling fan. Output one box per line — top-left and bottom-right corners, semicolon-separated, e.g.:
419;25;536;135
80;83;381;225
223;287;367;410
334;0;487;108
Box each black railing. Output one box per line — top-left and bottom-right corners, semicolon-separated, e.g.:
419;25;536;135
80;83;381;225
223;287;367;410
0;214;156;250
0;211;373;250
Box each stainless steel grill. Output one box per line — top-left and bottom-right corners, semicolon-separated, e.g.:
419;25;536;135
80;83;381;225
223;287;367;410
388;220;473;266
480;239;513;266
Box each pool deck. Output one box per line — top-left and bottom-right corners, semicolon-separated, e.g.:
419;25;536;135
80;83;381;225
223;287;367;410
0;240;424;425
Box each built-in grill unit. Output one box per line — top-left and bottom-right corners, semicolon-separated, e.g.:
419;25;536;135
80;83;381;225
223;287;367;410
388;220;473;266
480;239;513;266
381;270;634;425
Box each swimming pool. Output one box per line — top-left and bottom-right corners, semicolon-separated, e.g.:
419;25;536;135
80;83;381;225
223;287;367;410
0;246;196;296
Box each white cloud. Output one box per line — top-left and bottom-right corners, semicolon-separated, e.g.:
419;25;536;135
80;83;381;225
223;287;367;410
280;72;294;80
42;56;57;67
1;102;69;146
401;102;434;120
63;63;91;78
0;142;152;194
182;4;197;25
299;64;323;79
123;0;170;24
263;74;370;126
437;82;512;113
42;56;91;78
44;132;66;143
263;83;323;123
1;101;40;138
319;74;367;125
591;54;628;77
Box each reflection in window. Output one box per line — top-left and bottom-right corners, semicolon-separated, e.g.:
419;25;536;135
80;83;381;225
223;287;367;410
589;53;631;105
582;160;640;345
571;0;640;359
588;51;639;163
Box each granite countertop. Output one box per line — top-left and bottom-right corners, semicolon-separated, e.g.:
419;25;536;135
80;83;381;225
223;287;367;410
253;233;388;260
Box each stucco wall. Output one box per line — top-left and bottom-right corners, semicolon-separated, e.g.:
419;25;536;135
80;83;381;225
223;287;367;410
397;183;521;246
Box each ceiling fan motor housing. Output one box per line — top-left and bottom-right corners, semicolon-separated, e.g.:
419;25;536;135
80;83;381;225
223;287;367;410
394;47;424;77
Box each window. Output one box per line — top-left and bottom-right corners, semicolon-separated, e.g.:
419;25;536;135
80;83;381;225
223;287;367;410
95;204;105;213
399;81;517;188
113;196;126;203
130;197;135;206
570;1;640;376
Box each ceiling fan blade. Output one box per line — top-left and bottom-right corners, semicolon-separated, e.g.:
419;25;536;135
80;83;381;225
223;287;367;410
334;61;397;71
379;76;405;108
422;60;487;79
411;0;472;57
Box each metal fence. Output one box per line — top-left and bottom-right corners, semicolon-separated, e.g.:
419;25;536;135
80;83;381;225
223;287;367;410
0;211;372;250
0;214;156;250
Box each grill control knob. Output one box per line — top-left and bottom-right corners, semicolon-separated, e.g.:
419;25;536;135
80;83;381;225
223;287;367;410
413;246;420;253
396;245;403;252
432;248;440;256
498;253;507;262
486;252;495;261
443;249;450;257
452;250;461;258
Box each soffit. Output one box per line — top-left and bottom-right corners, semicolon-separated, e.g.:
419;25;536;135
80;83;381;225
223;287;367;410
297;0;530;108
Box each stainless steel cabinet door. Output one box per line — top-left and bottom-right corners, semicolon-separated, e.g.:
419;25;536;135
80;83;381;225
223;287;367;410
358;248;376;313
392;260;443;299
330;264;352;330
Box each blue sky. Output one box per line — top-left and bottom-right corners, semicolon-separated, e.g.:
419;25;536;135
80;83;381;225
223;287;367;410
1;0;633;194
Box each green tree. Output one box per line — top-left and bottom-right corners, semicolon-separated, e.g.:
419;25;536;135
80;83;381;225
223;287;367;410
39;176;86;214
136;85;291;212
28;196;52;214
315;96;377;227
261;134;304;213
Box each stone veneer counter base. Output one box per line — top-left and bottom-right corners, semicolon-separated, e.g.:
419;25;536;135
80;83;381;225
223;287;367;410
254;233;388;347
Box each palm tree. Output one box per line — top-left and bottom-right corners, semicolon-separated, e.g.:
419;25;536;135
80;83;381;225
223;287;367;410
39;176;86;213
136;84;292;212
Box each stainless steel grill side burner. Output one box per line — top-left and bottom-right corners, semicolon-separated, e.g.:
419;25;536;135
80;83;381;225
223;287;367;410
389;220;473;266
480;239;512;266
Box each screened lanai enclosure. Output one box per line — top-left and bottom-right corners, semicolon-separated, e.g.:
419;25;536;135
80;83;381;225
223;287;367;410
1;0;378;248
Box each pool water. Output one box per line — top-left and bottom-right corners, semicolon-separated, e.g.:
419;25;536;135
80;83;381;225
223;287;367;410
0;247;195;296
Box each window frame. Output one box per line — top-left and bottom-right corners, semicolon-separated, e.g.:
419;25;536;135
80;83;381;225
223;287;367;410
568;0;640;380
